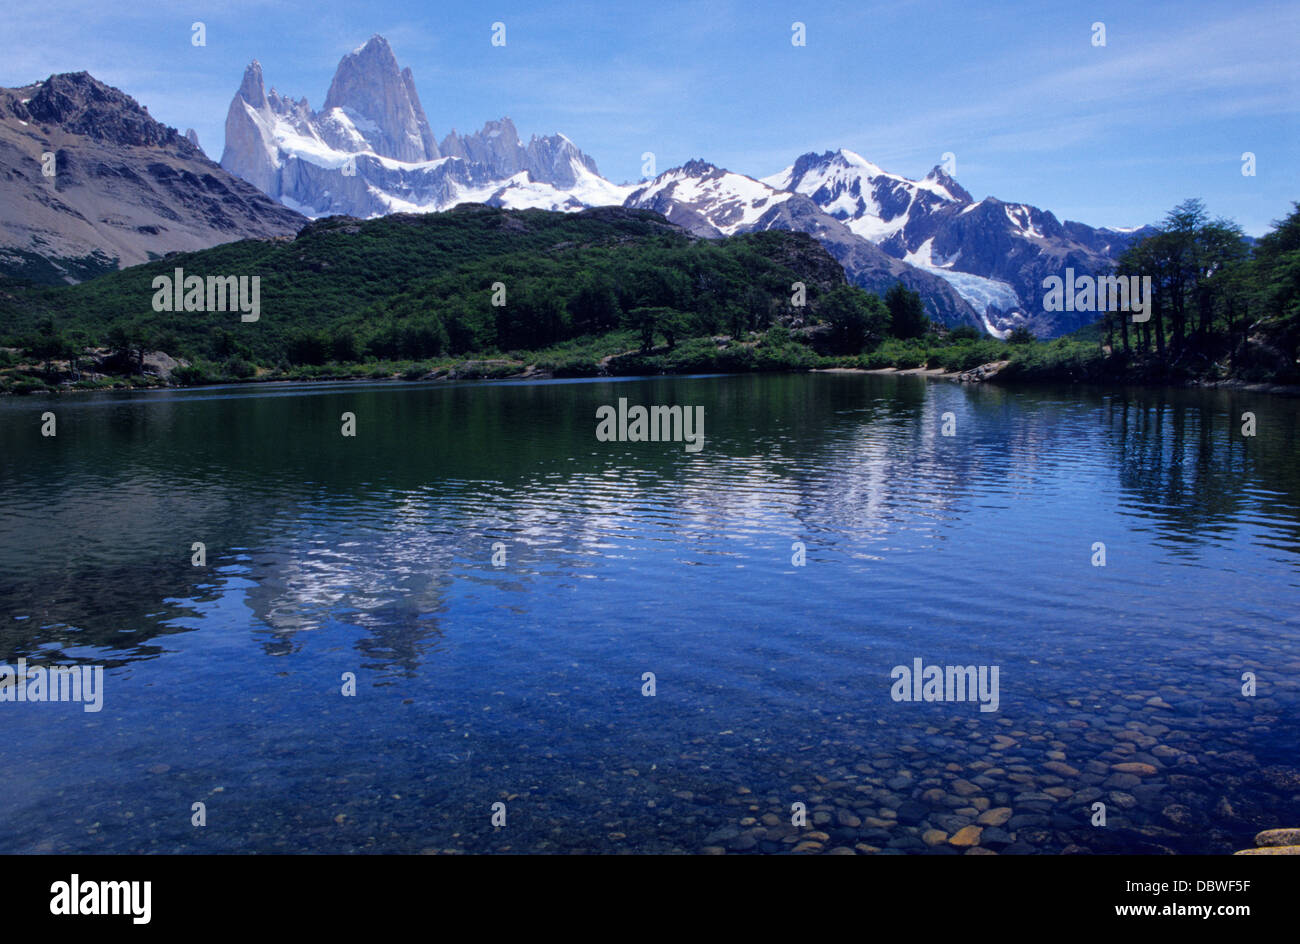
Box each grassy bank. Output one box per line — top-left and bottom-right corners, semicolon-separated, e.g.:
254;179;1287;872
0;330;1138;394
9;325;1300;396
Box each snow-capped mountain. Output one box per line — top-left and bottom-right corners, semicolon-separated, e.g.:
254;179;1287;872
764;149;1152;336
625;160;978;326
220;36;630;220
217;35;1153;338
624;159;798;236
763;148;972;243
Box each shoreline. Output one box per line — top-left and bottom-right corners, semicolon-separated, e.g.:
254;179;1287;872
7;359;1300;398
814;364;1300;396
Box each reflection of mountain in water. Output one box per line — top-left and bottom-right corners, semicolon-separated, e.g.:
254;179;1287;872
239;516;454;674
2;376;1299;675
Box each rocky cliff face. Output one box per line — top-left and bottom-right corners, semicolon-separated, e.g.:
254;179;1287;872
320;36;440;163
0;72;305;283
220;36;625;219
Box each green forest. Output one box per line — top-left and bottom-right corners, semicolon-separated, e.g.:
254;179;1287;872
0;199;1296;393
1092;198;1300;382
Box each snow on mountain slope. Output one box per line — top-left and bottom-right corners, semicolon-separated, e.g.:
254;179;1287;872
625;160;980;327
221;36;630;220
373;166;632;215
764;149;1147;336
901;238;1022;338
755;150;1029;329
625;160;796;236
765;149;972;244
219;35;1149;338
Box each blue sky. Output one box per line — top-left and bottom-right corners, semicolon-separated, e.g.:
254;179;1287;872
4;0;1296;234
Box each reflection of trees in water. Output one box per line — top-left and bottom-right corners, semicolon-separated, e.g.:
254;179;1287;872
1104;389;1300;556
0;375;1055;668
2;553;212;666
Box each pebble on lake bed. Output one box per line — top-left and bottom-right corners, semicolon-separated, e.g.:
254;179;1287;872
1234;828;1300;855
977;807;1013;826
949;825;983;847
1111;762;1159;776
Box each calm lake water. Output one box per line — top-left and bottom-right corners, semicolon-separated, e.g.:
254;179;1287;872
1;372;1298;854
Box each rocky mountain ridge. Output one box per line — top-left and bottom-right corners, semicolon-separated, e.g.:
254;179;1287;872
0;71;304;283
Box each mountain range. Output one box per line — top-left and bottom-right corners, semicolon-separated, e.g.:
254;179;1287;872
218;35;1152;337
1;34;1154;337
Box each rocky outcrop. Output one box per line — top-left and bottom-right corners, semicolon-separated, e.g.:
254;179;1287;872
439;118;524;177
0;71;305;282
19;72;186;147
958;360;1010;383
320;36;440;163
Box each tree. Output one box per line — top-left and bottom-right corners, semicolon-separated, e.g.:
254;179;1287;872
1159;199;1209;355
331;327;362;362
288;330;330;365
211;328;252;362
1249;202;1300;361
821;285;889;354
496;285;567;350
26;317;72;375
743;285;772;333
763;323;792;347
658;309;689;349
885;282;929;339
1118;238;1164;358
1192;218;1247;351
654;267;692;310
625;307;671;351
1120;199;1252;365
1006;326;1036;345
65;329;91;379
106;320;151;373
568;278;621;335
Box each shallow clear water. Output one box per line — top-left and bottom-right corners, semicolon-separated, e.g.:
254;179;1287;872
1;372;1297;854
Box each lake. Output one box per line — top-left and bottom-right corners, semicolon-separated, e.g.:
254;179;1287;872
1;372;1298;854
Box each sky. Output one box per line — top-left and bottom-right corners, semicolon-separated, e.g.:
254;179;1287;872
3;0;1296;235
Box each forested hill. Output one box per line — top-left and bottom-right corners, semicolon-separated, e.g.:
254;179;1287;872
0;204;852;365
4;198;1296;394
